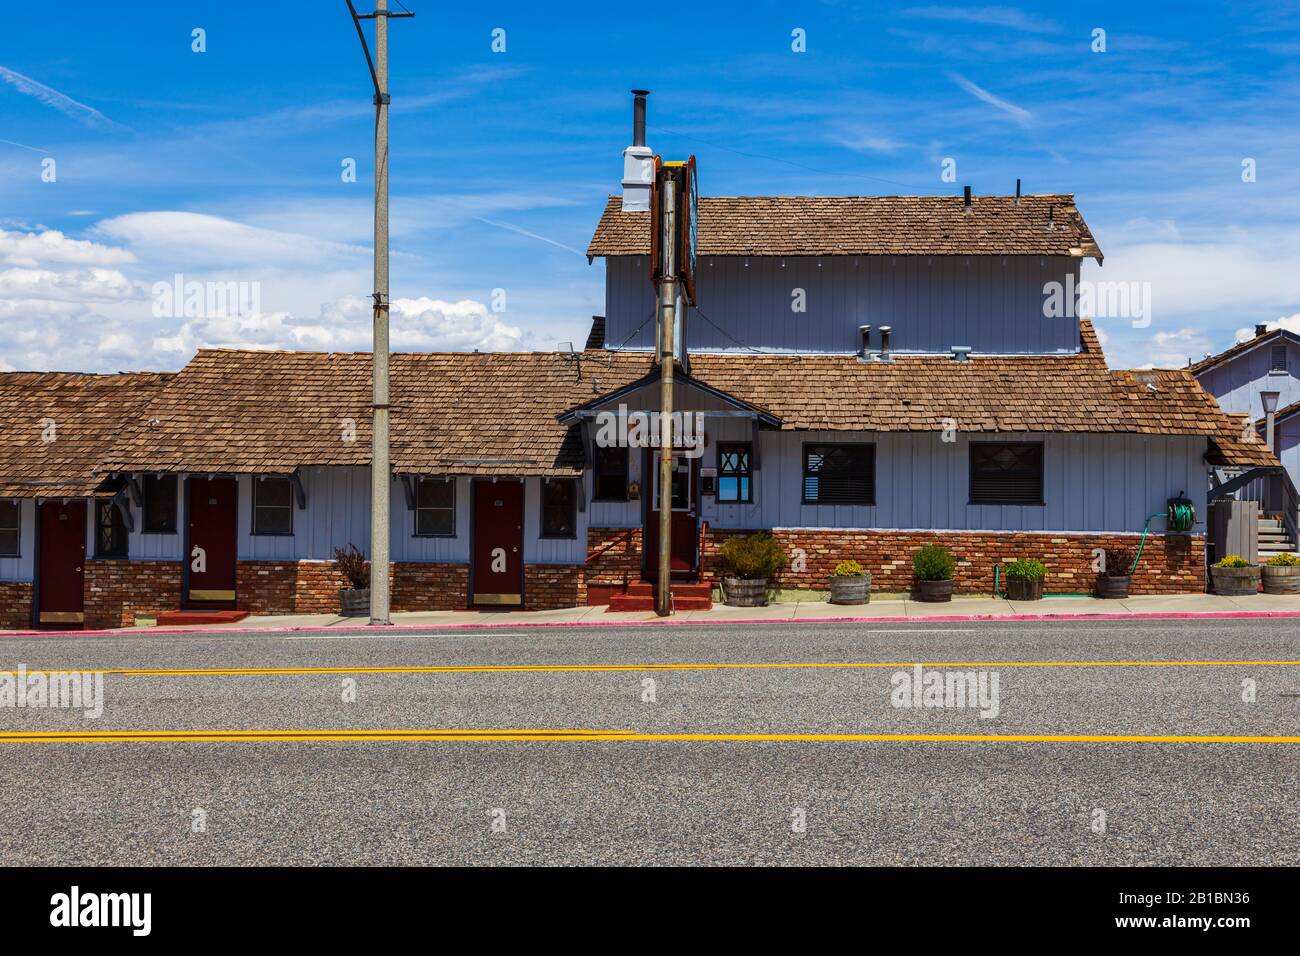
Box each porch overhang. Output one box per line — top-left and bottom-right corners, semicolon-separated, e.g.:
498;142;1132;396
557;371;783;429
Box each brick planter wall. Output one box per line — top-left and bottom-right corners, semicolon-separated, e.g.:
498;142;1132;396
392;563;468;611
701;528;1205;595
236;560;346;614
585;527;642;604
524;565;585;610
0;581;33;629
85;560;183;629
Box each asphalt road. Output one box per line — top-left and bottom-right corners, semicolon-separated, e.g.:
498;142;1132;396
1;618;1297;865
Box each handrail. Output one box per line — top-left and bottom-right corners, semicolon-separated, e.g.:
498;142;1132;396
1280;470;1300;550
585;528;635;564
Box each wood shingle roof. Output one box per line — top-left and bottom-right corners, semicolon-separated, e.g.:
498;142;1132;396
587;194;1102;259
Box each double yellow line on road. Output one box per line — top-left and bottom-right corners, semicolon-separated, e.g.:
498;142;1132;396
5;659;1300;677
3;730;1300;744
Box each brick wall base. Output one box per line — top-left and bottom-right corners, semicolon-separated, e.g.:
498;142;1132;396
699;528;1206;596
524;565;585;610
236;560;348;614
393;563;468;612
0;581;33;629
84;560;183;629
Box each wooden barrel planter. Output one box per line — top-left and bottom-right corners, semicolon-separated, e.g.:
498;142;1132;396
1210;566;1260;596
1004;577;1043;601
1262;564;1300;594
722;577;769;607
1095;574;1131;599
915;579;953;602
829;573;871;605
339;588;371;617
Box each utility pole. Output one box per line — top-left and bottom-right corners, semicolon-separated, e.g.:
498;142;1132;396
347;0;413;626
655;174;678;617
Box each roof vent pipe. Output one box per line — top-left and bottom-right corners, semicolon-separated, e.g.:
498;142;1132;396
621;90;654;212
878;325;893;358
1015;178;1021;203
1256;323;1269;337
632;89;648;147
952;346;972;362
963;185;972;210
858;324;871;358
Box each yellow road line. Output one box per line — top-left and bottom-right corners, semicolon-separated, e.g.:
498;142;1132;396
5;659;1300;677
2;730;1299;744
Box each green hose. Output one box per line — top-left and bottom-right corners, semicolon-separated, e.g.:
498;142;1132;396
1130;498;1196;574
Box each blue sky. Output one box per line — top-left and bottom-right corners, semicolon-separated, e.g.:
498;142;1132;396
2;0;1299;371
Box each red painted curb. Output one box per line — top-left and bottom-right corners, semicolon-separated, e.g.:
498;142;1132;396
1;608;1299;639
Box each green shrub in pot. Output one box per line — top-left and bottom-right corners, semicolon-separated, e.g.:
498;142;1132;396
717;532;788;606
1002;558;1046;601
912;545;955;602
829;559;870;605
1210;553;1260;596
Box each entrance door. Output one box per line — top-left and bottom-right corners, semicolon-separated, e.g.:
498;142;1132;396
643;449;699;578
37;500;86;626
187;477;237;607
471;480;524;607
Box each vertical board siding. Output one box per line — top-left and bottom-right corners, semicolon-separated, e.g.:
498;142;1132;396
693;430;1206;535
391;476;470;563
603;256;1080;355
0;499;36;581
1198;342;1300;420
238;467;371;562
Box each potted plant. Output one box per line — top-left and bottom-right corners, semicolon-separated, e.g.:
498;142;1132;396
1262;552;1300;594
829;560;871;605
913;544;955;602
334;544;370;617
1003;558;1046;601
717;532;788;607
1096;547;1134;599
1210;554;1260;596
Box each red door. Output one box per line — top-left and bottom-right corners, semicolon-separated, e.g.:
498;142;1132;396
643;449;699;578
187;477;237;607
37;500;86;626
471;480;524;607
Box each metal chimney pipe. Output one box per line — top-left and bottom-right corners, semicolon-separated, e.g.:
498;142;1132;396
879;325;892;356
1015;178;1021;203
632;89;649;148
1256;323;1268;337
858;324;871;357
963;185;972;209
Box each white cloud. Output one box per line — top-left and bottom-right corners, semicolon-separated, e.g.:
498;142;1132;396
1234;313;1300;342
904;6;1058;33
0;227;136;268
0;266;137;304
94;212;367;269
154;295;525;355
1142;327;1214;368
947;72;1033;128
0;64;127;132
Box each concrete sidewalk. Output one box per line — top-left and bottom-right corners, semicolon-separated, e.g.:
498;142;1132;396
55;590;1300;634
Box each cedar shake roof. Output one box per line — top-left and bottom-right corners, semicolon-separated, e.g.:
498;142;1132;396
30;323;1267;481
1109;369;1278;469
587;194;1102;260
0;371;174;497
1188;327;1300;376
100;349;651;477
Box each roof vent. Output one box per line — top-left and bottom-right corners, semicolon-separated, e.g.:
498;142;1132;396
1256;323;1269;337
621;90;653;211
1015;178;1021;204
963;185;972;210
951;346;972;362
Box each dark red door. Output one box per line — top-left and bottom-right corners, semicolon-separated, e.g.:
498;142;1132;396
37;500;86;626
644;450;699;578
471;480;524;607
187;477;237;607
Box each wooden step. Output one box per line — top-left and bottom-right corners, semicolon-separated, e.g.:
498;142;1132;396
156;609;249;626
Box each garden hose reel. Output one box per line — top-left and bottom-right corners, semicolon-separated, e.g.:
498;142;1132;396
1166;492;1196;533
